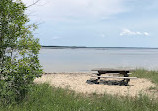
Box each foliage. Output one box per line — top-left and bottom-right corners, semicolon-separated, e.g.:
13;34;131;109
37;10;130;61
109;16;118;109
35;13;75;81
0;0;42;104
1;84;158;111
133;69;158;84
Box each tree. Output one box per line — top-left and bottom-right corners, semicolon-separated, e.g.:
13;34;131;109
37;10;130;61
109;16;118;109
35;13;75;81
0;0;42;104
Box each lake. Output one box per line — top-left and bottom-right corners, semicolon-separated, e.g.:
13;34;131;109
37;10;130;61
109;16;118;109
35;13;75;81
39;47;158;72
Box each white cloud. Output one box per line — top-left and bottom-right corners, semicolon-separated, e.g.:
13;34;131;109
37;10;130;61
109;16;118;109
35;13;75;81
51;36;62;40
22;0;127;22
144;32;150;36
120;29;150;36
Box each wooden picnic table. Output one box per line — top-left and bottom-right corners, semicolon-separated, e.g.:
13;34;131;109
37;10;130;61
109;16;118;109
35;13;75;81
91;68;137;86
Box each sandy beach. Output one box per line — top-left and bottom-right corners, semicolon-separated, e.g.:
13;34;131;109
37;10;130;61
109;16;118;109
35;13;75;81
34;73;157;97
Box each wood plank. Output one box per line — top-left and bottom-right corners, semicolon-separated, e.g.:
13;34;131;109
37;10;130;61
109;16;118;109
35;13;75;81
92;73;132;75
91;68;135;72
91;76;137;79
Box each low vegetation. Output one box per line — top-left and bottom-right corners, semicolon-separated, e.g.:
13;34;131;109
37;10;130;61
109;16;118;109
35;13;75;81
0;83;158;111
133;69;158;84
0;0;42;104
0;69;158;111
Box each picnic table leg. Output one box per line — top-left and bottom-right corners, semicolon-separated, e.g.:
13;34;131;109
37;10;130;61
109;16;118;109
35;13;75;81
97;72;101;79
120;71;130;86
94;71;105;84
94;71;100;84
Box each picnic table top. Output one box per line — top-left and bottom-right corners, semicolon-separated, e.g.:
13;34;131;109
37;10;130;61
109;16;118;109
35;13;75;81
91;68;135;72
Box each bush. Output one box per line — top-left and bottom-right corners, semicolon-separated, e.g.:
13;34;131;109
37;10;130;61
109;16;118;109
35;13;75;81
0;0;42;104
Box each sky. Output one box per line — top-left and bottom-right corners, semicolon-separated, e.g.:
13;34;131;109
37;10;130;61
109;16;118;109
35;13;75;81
22;0;158;47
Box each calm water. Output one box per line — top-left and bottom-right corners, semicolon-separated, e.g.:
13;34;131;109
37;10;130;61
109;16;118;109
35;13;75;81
39;47;158;72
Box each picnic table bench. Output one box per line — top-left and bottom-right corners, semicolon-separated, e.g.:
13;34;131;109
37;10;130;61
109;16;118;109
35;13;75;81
91;68;137;86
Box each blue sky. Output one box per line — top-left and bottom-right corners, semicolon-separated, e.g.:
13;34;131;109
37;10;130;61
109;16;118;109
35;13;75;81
23;0;158;47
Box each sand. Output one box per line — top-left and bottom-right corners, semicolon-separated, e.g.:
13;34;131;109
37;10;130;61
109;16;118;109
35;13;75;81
34;73;158;97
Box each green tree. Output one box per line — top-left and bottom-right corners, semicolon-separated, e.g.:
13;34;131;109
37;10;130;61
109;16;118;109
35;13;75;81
0;0;42;104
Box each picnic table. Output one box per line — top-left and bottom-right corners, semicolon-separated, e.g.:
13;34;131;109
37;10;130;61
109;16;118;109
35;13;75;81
91;68;137;86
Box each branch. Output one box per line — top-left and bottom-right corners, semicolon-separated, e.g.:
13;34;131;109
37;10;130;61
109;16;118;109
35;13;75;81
27;0;40;8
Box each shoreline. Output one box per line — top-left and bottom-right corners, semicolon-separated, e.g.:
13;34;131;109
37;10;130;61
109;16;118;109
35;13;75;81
41;46;158;49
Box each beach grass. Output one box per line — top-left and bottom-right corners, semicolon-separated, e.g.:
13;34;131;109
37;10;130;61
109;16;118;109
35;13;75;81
1;69;158;111
133;69;158;85
0;83;158;111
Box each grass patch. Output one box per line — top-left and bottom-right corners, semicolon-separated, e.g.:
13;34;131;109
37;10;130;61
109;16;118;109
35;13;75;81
132;69;158;84
0;83;158;111
148;86;157;90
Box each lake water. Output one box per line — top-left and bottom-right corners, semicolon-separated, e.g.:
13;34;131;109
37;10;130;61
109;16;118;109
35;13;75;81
39;47;158;72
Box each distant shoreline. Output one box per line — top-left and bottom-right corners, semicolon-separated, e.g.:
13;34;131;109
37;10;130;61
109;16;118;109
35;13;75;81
41;46;158;49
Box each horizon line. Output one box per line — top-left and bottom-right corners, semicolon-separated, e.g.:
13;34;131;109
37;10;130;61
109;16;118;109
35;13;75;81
41;45;158;49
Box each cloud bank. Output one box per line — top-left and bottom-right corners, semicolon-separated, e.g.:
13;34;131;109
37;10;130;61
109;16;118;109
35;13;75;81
22;0;127;21
120;29;149;36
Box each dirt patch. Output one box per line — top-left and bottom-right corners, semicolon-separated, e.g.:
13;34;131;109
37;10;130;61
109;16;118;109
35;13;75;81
34;73;157;97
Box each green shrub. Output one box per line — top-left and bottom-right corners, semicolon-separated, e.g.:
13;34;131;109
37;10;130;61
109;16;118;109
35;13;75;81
0;0;42;104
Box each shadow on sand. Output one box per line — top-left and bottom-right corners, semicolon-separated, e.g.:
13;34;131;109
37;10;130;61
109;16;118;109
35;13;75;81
86;79;133;86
